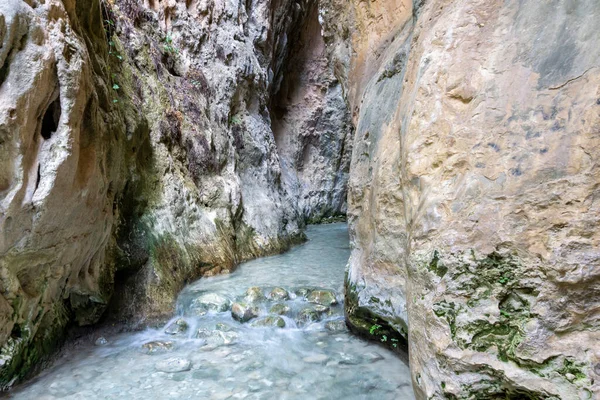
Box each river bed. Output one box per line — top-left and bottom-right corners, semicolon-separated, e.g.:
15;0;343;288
9;224;413;400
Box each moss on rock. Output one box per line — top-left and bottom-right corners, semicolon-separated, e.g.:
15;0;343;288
344;275;408;354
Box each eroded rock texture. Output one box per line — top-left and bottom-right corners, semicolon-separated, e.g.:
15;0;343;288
0;0;351;388
325;0;600;398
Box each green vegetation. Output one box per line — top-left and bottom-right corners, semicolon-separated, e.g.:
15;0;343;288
163;33;178;54
101;10;125;105
427;250;448;277
428;250;592;397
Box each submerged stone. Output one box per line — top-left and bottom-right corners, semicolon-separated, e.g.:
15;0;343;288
297;308;320;326
165;318;189;335
190;293;231;314
269;303;291;316
268;287;289;301
196;329;238;346
313;305;331;316
215;322;234;332
294;288;312;299
155;358;192;373
94;337;108;346
195;329;214;339
142;341;174;354
364;352;385;363
302;354;329;364
307;290;338;306
338;352;362;365
231;302;259;322
244;287;266;304
325;320;347;332
251;316;286;328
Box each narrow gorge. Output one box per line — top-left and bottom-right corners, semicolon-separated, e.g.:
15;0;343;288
0;0;599;399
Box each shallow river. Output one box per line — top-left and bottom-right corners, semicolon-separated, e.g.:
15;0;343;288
10;224;414;399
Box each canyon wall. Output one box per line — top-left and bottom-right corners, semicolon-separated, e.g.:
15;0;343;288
327;0;600;398
2;0;599;397
0;0;351;388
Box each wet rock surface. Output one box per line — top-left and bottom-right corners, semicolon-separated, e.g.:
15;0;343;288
155;358;192;373
231;302;259;323
307;290;338;306
141;341;174;355
164;318;189;335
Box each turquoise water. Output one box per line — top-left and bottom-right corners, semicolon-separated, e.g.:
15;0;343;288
9;224;413;399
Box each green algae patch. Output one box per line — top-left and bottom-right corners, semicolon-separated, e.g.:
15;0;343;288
432;300;458;336
431;251;535;364
427;249;593;398
428;250;448;278
0;304;70;390
344;276;408;355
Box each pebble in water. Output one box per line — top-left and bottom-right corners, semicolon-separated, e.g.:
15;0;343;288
94;337;108;346
155;358;192;373
164;318;189;335
142;341;174;354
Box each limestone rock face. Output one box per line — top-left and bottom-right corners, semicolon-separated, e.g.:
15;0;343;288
0;0;351;388
0;0;129;388
104;0;350;322
324;0;600;398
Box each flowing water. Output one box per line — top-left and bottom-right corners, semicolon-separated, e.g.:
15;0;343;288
9;224;414;400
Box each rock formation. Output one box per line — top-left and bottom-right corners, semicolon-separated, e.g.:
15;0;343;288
326;0;600;398
1;0;599;398
0;0;350;388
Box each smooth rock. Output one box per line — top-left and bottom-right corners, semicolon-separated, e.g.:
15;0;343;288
190;293;232;313
302;354;329;364
313;305;330;316
268;287;289;301
306;290;337;306
364;352;385;364
142;341;174;354
215;323;234;332
94;337;108;346
165;318;189;335
324;320;347;332
269;303;291;316
296;308;320;326
251;316;286;328
155;358;192;373
294;288;312;299
231;302;259;323
244;287;266;304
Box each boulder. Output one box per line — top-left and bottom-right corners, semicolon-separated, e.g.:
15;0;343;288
244;287;266;304
231;302;259;323
296;308;320;326
190;293;232;314
269;303;291;316
251;316;286;328
268;287;289;301
307;290;338;306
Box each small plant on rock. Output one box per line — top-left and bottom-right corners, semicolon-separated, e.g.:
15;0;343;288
369;324;382;335
163;33;178;54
